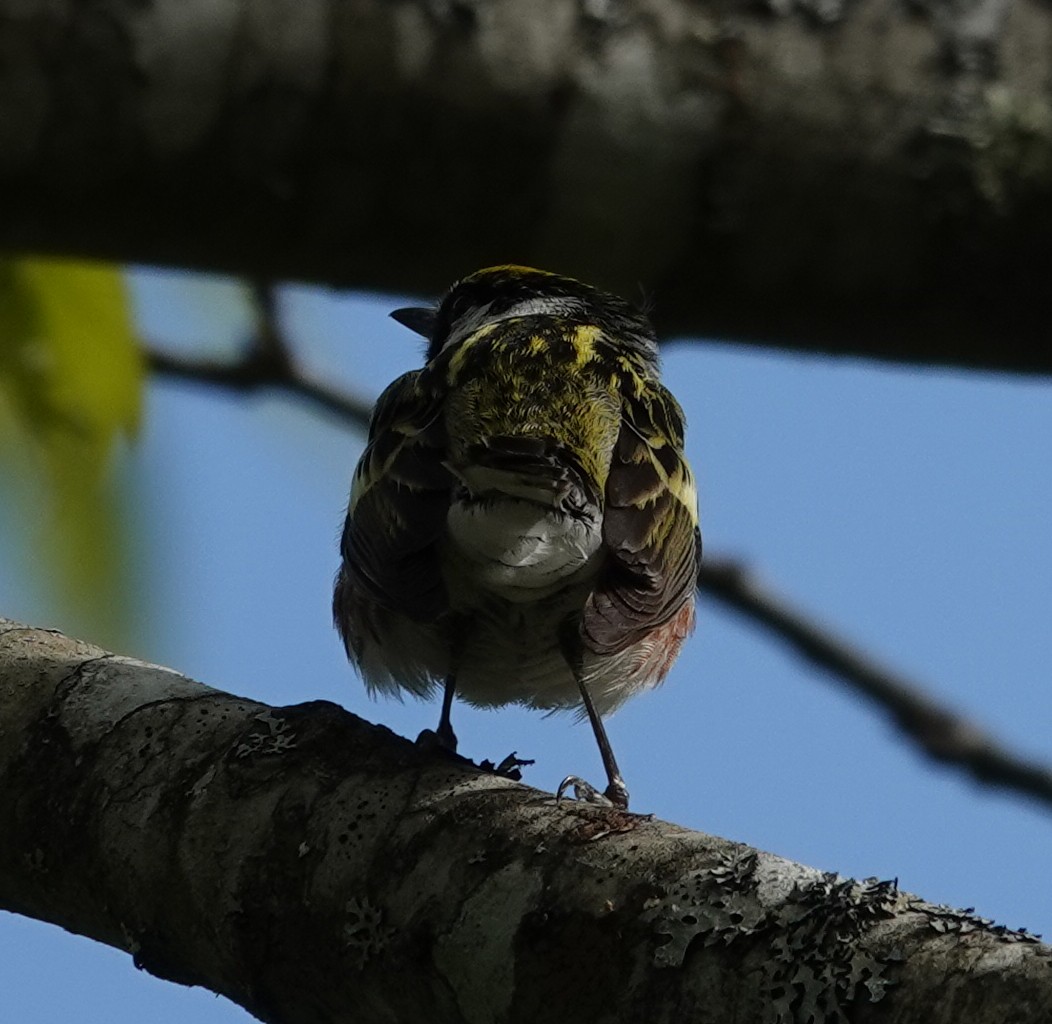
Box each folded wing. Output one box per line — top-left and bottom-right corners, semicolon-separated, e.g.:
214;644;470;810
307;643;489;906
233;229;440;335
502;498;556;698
335;370;452;629
583;382;701;656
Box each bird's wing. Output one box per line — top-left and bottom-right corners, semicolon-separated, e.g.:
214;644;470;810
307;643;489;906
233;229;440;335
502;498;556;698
337;370;453;623
582;381;701;655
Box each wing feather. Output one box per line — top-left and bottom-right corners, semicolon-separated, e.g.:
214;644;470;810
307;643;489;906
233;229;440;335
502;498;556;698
335;371;452;628
583;382;701;656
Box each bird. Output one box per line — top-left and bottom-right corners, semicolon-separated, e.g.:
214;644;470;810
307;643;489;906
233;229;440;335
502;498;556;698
333;265;701;809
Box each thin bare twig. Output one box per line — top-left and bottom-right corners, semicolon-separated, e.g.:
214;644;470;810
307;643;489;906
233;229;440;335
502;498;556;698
698;559;1052;808
146;347;373;429
248;279;296;374
145;328;1052;814
146;280;375;427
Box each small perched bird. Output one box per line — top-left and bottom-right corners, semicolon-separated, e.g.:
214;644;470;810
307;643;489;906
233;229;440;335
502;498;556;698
334;265;701;808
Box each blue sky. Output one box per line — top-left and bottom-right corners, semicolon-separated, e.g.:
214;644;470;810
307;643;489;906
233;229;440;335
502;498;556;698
2;268;1051;1020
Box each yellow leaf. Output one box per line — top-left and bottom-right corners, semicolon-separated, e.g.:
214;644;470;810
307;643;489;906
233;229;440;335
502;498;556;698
0;256;142;464
0;258;145;649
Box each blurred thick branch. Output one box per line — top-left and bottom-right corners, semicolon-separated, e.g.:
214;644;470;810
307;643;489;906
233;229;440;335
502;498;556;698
147;331;1052;814
2;620;1050;1024
3;0;1052;372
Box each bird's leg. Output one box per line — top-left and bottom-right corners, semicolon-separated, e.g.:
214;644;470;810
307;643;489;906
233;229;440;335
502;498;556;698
419;624;463;753
554;620;630;808
416;674;459;753
435;673;458;752
560;673;629;809
430;669;535;777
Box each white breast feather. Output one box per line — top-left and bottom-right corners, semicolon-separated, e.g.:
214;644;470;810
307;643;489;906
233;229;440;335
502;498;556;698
446;498;602;601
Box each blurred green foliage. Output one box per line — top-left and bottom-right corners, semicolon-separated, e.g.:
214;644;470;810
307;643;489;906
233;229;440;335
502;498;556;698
0;257;144;648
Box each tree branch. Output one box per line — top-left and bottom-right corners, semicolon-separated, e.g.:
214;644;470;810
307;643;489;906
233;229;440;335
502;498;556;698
3;0;1052;373
145;333;1052;816
146;346;373;429
698;560;1052;808
1;619;1048;1024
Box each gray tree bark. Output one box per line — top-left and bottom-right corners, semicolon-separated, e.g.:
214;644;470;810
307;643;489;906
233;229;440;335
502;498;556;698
2;618;1049;1024
1;0;1050;373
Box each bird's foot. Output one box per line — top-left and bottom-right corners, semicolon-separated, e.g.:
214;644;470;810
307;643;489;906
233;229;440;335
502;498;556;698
478;751;535;781
415;726;458;754
556;775;630;810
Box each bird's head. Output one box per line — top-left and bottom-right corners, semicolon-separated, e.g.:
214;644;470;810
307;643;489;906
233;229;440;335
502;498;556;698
391;265;658;364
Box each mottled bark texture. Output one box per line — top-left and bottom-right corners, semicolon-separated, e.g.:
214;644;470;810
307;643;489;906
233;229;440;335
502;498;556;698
1;0;1051;372
2;619;1050;1024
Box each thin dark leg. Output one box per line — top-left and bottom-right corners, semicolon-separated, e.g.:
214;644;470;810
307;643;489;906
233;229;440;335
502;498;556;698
575;676;629;809
435;674;458;752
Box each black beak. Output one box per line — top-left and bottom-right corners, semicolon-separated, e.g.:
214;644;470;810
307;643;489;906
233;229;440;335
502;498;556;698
390;306;437;339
